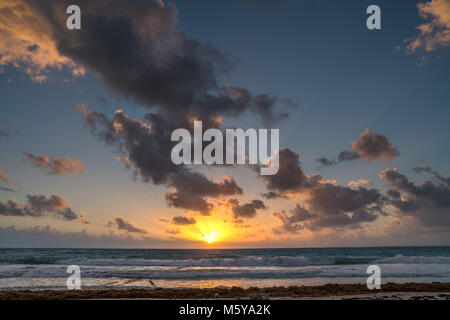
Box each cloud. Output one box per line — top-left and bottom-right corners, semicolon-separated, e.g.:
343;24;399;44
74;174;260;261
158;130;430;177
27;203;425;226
0;0;83;81
259;148;321;194
272;193;381;234
260;191;289;199
261;148;384;232
172;216;196;225
304;183;383;230
380;167;450;227
79;212;89;225
24;153;84;175
317;129;399;166
2;0;294;216
165;228;180;235
272;204;317;234
0;168;11;185
351;129;399;161
0;168;15;192
0;225;188;248
413;166;450;186
225;86;298;126
115;155;132;167
228;198;267;220
48;0;298;209
3;0;295;126
316;150;359;166
0;200;35;217
404;0;450;52
108;217;147;234
77;107;243;215
348;179;373;188
165;173;243;215
76;107;172;184
0;194;78;221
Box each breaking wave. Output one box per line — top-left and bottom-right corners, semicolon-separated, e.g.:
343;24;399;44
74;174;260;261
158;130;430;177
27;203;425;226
1;254;449;267
54;256;315;267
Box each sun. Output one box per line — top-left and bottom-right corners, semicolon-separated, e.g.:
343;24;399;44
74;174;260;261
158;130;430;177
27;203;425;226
200;232;219;243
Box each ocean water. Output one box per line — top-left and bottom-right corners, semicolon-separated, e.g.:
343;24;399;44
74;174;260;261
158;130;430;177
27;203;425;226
0;247;449;290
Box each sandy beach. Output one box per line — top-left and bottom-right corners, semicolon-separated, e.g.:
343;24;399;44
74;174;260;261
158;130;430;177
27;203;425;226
1;282;449;300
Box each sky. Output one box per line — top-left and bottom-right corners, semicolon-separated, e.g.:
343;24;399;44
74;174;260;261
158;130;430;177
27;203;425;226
0;0;450;248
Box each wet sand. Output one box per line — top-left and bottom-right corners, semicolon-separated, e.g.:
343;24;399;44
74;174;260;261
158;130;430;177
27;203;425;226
0;282;449;300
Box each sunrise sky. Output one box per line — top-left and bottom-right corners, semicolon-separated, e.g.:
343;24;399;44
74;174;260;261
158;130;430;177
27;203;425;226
1;0;450;248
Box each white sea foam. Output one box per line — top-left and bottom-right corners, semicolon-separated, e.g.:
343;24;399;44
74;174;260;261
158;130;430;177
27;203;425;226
52;254;450;267
1;263;449;280
374;254;450;265
54;256;315;267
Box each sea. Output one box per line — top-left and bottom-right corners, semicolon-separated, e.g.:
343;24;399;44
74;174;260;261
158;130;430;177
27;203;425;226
0;247;449;290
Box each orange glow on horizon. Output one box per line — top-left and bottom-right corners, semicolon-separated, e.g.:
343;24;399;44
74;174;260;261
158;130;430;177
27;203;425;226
200;232;219;243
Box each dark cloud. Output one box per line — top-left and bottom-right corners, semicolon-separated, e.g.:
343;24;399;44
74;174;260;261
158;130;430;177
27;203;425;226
352;129;399;161
164;191;212;216
27;194;66;211
317;129;399;166
77;107;243;215
259;148;321;193
412;166;433;174
316;150;360;166
31;0;293;217
0;200;37;217
109;217;147;234
165;173;242;215
0;194;78;221
272;204;318;234
31;0;295;127
316;157;336;167
226;86;298;126
380;168;450;227
338;150;361;162
24;153;84;175
172;216;196;225
261;148;384;232
76;107;175;184
54;208;78;221
272;188;382;234
387;189;401;199
11;0;294;217
165;229;180;235
27;194;77;220
289;183;382;232
261;191;288;199
228;199;267;220
0;187;15;192
413;166;450;187
306;184;382;225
